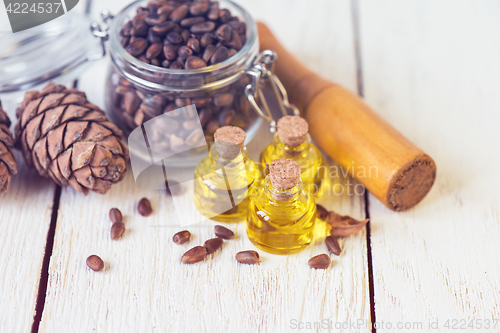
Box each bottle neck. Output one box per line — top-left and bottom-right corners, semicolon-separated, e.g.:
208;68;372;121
274;133;312;157
210;144;249;169
264;176;303;202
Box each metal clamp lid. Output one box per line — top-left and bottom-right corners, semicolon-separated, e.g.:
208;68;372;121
245;50;299;133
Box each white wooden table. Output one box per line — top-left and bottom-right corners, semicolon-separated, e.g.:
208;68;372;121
1;0;500;332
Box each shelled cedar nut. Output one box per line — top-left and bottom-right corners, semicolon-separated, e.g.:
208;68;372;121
308;254;330;269
214;225;234;239
86;255;104;271
181;246;207;264
316;204;328;220
235;251;259;265
109;208;123;224
138;197;153;216
204;237;223;254
325;235;341;256
173;230;191;244
110;222;126;240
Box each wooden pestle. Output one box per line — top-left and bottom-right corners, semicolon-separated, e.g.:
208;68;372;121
257;22;436;211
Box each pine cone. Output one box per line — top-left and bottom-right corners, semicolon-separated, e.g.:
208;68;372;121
15;83;129;194
0;101;17;194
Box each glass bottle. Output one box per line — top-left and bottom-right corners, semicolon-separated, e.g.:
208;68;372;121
247;159;316;254
194;126;260;223
261;116;324;196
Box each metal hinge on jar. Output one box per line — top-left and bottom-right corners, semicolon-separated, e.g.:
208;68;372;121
245;50;299;133
89;10;114;61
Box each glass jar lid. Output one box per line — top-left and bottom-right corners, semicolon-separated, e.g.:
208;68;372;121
0;11;101;94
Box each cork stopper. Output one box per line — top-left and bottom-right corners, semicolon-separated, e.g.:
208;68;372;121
277;116;309;147
214;126;246;159
269;159;301;191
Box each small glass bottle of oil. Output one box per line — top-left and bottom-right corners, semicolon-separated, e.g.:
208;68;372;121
194;126;260;223
247;159;316;254
261;115;324;196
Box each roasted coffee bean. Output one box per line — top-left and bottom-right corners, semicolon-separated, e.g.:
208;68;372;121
110;222;126;240
120;21;133;37
190;2;209;16
170;59;183;68
147;29;162;44
214;225;234;239
202;44;216;63
109;208;123;224
146;1;158;12
316;204;328;220
325;235;342;256
216;24;232;42
227;48;238;58
180;17;205;28
162;59;171;67
185;56;207;70
126;38;148;56
213;93;234;107
164;43;179;60
180;29;190;43
152;21;175;36
218;108;235;126
210;46;229;65
181;246;207;264
207;6;219;21
158;5;174;16
173;230;191;244
169;4;189;22
204;237;223;254
131;23;149;37
138;197;153;216
219;9;231;23
121;37;130;48
205;119;220;134
235;251;260;265
145;13;166;26
228;20;246;35
200;33;213;48
178;45;193;59
176;57;186;66
228;31;242;50
166;31;183;44
308;254;331;269
198;108;212;127
133;12;147;26
190;21;216;33
150;58;161;67
187;38;201;53
86;255;104;271
146;43;163;59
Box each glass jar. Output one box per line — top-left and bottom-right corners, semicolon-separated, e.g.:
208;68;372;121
105;0;261;166
0;11;103;117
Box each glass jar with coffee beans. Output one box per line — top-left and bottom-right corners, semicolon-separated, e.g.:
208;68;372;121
105;0;261;165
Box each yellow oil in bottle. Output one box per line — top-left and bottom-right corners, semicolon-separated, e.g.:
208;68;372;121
247;175;316;255
261;132;325;196
194;144;260;223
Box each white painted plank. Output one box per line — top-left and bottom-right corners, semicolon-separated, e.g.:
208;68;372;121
358;0;500;330
40;0;370;332
0;152;56;332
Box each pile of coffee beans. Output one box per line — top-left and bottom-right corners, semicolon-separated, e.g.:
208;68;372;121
120;0;247;69
108;0;258;149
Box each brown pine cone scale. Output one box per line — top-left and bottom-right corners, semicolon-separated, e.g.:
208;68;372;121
0;101;18;194
15;83;129;194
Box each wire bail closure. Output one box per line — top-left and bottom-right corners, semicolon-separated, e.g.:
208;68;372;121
245;50;299;133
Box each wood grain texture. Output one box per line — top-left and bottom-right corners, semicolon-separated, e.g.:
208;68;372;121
38;0;371;332
358;0;500;330
0;152;55;332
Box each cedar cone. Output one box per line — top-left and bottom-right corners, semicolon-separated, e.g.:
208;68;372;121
15;83;129;194
0;101;17;194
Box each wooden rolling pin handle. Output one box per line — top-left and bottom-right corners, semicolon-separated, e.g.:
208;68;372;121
257;22;436;211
